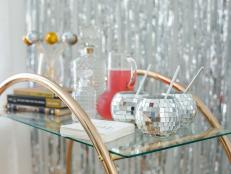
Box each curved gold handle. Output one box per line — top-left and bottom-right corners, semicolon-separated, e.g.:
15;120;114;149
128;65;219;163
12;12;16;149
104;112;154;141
137;69;231;163
0;73;118;174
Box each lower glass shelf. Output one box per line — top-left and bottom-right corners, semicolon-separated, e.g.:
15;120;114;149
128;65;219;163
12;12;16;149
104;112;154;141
2;112;231;159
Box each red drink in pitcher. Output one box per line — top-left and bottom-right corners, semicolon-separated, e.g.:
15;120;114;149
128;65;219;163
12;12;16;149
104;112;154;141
108;70;135;91
97;53;137;120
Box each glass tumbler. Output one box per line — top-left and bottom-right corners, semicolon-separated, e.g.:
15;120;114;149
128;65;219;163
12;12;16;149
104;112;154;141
135;96;181;136
111;92;148;123
169;93;197;127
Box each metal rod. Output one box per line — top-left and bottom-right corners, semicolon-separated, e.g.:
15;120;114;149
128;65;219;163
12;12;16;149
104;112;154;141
136;64;152;96
165;65;180;99
184;66;204;93
66;140;74;174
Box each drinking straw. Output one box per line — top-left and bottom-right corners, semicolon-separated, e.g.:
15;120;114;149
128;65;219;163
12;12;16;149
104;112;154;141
164;65;181;99
184;66;204;93
136;64;152;96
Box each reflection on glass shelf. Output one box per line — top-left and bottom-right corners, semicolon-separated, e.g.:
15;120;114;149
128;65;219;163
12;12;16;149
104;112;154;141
2;112;231;158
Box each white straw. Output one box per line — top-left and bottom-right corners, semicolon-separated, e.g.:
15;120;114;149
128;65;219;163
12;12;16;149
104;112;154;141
184;66;204;93
136;64;152;96
164;65;181;99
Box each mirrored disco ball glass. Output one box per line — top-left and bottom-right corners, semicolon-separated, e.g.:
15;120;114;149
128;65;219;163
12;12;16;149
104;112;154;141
135;96;181;136
111;92;148;123
172;94;197;126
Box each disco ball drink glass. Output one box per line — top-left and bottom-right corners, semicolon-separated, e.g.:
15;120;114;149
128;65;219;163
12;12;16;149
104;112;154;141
170;93;197;126
135;96;181;136
111;92;148;123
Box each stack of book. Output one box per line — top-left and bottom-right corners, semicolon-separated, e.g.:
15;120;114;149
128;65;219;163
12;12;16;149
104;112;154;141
6;87;71;116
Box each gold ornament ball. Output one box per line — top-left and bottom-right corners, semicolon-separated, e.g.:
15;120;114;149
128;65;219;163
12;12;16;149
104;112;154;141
22;36;32;46
45;32;58;45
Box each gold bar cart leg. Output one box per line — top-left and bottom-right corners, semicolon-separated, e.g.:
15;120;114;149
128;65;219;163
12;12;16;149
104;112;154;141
66;140;74;174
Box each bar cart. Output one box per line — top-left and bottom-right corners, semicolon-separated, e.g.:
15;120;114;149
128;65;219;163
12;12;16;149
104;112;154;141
0;70;231;174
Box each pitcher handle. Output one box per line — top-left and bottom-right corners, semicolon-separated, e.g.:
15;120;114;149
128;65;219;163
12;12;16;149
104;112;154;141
127;57;137;90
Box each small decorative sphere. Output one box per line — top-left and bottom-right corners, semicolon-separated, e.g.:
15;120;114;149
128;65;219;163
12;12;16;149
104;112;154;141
62;32;78;45
22;36;32;46
23;31;39;45
169;93;197;126
45;32;58;45
111;92;148;123
135;96;181;136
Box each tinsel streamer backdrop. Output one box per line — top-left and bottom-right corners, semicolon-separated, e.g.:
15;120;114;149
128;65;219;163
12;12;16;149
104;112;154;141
25;0;231;173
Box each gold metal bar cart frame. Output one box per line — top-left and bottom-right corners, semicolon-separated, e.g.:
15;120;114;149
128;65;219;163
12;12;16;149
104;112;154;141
0;70;230;174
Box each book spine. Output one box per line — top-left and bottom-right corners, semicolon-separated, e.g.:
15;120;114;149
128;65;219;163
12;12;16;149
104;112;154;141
7;95;46;107
6;104;64;116
14;90;55;98
7;95;64;108
46;98;63;108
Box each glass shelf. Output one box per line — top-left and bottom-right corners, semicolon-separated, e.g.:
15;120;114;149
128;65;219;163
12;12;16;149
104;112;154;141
2;112;231;159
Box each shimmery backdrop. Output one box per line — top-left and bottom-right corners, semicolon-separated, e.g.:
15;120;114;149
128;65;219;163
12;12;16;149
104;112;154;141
25;0;231;173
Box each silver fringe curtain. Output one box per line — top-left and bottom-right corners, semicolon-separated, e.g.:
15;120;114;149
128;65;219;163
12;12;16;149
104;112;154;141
25;0;231;173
